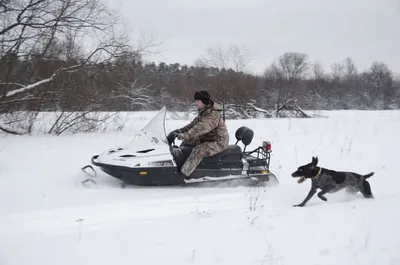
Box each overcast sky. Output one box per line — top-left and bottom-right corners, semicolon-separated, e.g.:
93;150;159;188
106;0;400;75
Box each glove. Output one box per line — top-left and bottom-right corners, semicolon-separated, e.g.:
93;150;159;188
177;133;185;140
167;130;179;145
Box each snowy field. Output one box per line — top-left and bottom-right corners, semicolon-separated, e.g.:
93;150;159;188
0;109;400;265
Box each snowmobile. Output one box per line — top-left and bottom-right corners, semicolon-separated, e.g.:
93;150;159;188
81;106;279;188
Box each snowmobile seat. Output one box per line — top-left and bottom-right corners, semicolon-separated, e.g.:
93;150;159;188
172;126;254;165
202;144;242;162
201;126;253;162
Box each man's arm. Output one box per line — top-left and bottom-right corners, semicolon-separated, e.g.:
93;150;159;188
182;113;220;140
177;117;198;133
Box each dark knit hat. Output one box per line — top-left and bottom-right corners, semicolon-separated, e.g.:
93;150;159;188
194;90;212;105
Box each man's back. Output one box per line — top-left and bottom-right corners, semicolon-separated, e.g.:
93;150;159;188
196;102;229;144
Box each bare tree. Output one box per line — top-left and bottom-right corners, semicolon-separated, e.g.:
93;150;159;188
360;61;394;109
134;30;164;57
343;57;358;78
193;44;254;116
330;61;345;81
0;0;162;134
263;52;310;106
330;57;358;81
324;57;360;109
276;52;310;81
110;78;171;111
312;61;325;80
196;44;253;73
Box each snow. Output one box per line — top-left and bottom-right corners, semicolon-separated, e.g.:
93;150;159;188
1;110;400;265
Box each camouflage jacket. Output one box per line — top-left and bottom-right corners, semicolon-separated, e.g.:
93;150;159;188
178;102;229;144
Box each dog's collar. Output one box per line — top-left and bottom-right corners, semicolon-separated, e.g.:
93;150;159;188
312;167;322;180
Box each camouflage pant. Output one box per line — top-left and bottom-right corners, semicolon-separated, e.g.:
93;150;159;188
180;140;228;177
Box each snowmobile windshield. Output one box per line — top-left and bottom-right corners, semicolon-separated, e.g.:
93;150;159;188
140;106;168;145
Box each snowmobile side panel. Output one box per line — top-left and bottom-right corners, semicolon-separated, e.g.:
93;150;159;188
91;155;248;186
92;155;184;186
100;165;184;186
188;167;244;179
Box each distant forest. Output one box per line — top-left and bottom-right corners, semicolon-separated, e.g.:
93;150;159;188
1;0;399;134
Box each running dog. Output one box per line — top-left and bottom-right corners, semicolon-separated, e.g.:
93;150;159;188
291;156;374;207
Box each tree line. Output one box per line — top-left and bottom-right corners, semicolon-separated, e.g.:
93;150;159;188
1;0;399;134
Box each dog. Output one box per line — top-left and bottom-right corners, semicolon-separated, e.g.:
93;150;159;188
291;156;374;207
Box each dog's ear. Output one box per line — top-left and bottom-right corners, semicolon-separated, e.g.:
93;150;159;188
311;156;318;169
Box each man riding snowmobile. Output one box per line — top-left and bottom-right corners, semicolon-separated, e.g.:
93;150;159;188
167;90;229;178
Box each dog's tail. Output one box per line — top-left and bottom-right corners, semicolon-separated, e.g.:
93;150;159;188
363;172;374;179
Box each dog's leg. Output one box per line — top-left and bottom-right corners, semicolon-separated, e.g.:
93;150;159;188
294;186;317;207
360;180;374;198
317;185;335;201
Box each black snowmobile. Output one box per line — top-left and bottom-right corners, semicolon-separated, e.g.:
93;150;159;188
81;106;279;188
